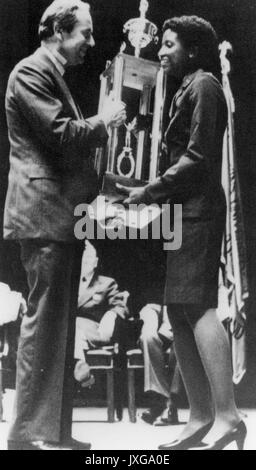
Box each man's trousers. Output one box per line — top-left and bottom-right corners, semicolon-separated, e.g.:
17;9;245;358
8;240;83;443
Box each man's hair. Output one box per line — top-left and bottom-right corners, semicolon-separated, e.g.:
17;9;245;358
38;0;90;41
163;15;220;76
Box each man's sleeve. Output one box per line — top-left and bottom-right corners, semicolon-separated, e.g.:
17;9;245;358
144;76;225;203
106;280;129;319
13;65;108;161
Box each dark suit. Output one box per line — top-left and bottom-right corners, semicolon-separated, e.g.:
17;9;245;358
144;69;227;307
75;273;129;358
4;47;108;442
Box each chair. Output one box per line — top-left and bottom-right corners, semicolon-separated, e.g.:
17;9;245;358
0;326;9;422
126;348;144;423
126;347;171;423
84;344;125;422
84;318;143;423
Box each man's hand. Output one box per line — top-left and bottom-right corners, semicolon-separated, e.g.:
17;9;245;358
116;183;148;205
101;93;127;128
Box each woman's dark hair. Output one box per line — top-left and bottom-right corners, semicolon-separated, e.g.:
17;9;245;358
38;0;90;41
163;15;220;77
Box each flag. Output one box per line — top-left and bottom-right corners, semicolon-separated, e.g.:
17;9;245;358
218;42;249;384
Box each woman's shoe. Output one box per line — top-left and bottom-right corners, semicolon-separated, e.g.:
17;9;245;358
158;421;213;450
191;420;247;450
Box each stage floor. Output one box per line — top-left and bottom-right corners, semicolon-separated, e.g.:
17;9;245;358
1;390;255;450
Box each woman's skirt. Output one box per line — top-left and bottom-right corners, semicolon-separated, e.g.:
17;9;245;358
164;211;225;309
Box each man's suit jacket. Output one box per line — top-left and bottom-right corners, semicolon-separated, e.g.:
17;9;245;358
4;47;108;241
78;273;129;323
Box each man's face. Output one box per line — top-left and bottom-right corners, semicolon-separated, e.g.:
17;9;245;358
158;29;189;79
58;9;95;66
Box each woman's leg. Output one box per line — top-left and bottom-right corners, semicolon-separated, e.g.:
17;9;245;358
167;305;213;439
192;308;240;440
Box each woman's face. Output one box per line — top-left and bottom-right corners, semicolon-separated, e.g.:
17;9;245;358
158;29;190;79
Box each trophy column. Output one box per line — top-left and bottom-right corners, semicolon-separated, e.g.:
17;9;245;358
135;85;151;180
107;55;125;174
149;67;167;181
95;70;111;178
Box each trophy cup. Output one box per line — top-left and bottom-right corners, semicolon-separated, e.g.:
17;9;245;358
123;0;158;59
92;0;166;229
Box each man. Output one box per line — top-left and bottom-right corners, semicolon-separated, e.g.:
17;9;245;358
139;304;181;426
4;0;126;450
74;241;130;386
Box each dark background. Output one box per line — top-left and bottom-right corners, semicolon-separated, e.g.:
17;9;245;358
0;0;256;405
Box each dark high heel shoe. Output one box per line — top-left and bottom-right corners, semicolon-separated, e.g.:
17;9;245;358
158;421;213;450
191;421;247;450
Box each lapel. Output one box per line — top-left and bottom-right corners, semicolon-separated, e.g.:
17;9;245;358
34;47;82;120
165;69;204;136
170;69;204;116
56;73;82;119
79;284;95;306
78;275;111;307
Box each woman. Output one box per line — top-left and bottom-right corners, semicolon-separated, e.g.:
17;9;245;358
117;16;246;450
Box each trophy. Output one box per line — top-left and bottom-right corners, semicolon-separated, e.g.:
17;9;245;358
92;0;166;228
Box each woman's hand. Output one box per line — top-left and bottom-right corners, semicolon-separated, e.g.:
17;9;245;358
116;183;147;205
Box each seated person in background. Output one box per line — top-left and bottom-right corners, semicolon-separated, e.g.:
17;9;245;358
139;304;182;425
74;241;130;386
0;283;27;391
0;283;27;326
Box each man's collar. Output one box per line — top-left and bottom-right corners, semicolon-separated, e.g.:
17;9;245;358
41;44;67;76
